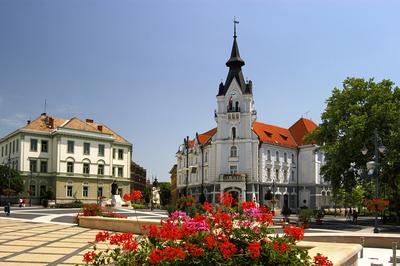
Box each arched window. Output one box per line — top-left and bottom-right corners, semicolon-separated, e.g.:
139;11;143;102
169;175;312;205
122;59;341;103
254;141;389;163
267;150;271;160
284;152;287;162
291;153;295;163
230;146;238;157
232;127;236;139
204;151;208;163
275;151;279;162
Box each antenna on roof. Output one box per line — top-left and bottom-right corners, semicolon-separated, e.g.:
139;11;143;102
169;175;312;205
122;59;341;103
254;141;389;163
303;110;310;119
44;99;47;114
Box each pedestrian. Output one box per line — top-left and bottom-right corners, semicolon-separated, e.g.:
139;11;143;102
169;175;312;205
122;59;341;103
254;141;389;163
352;210;358;224
19;198;23;208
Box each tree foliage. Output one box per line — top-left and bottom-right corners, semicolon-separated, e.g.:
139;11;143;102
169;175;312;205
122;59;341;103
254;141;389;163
159;182;171;206
310;78;400;214
0;165;24;195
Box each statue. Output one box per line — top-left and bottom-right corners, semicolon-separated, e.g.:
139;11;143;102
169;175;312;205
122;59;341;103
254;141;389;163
151;178;160;210
111;181;122;207
111;181;118;195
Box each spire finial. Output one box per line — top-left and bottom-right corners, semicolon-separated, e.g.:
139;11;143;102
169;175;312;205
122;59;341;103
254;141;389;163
233;17;239;38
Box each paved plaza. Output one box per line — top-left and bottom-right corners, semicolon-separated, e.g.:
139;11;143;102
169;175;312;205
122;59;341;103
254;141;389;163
0;207;399;265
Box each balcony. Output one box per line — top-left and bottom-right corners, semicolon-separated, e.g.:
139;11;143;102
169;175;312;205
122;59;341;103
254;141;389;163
219;173;246;182
227;106;240;113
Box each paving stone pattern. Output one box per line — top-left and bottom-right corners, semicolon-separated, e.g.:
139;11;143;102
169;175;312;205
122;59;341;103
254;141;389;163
0;219;100;265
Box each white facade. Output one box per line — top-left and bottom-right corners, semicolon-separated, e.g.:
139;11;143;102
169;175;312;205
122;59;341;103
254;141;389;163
176;34;330;209
0;114;132;204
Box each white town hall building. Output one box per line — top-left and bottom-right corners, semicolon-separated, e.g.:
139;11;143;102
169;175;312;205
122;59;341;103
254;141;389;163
176;28;331;210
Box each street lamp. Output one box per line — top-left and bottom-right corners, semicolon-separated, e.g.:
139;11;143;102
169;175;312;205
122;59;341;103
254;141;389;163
196;133;206;204
361;128;386;233
181;136;190;197
272;178;276;212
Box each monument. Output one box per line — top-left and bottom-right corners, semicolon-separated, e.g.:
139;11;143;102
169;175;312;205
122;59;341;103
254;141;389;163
151;178;161;210
111;181;123;207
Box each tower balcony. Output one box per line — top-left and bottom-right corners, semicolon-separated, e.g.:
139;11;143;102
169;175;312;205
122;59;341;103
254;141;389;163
219;173;246;182
227;106;240;113
227;112;240;121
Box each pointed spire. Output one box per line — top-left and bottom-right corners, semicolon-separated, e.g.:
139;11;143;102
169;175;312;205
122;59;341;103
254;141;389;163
217;19;251;96
226;18;244;68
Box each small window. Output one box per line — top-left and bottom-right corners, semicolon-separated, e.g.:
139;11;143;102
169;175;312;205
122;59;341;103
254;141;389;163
204;152;208;163
30;184;36;197
291;153;294;162
275;151;279;162
98;187;103;197
205;169;208;180
113;148;116;159
12;140;15;153
41;140;48;152
98;144;105;157
67;141;74;153
231;127;236;139
267;150;271;160
98;164;104;175
67;162;74;173
40;161;48;173
30;160;37;172
30;139;38;152
83;186;89;197
275;169;279;180
66;186;73;197
230;165;238;174
16;140;19;152
112;167;115;176
1;146;3;157
284;152;287;163
118;167;123;177
5;144;8;155
267;168;271;179
230;146;238;157
118;149;123;160
40;185;46;197
83;163;90;175
84;143;90;155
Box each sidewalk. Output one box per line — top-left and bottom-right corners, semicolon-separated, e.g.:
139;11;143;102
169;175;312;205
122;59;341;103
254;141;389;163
0;218;99;265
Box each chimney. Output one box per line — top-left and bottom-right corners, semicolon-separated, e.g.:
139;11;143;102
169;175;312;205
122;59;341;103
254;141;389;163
97;125;103;131
27;120;31;125
86;119;94;123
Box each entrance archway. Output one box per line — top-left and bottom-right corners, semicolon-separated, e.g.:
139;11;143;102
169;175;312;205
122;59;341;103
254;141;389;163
224;187;242;203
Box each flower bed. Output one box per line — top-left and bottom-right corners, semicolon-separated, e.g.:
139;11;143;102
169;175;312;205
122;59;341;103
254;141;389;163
82;193;336;265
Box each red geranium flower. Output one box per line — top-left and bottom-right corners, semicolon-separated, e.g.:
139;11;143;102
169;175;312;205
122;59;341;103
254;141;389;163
314;253;333;266
219;240;237;259
284;225;304;241
247;241;261;259
202;201;213;212
82;251;96;263
95;231;110;242
241;201;257;210
272;241;289;253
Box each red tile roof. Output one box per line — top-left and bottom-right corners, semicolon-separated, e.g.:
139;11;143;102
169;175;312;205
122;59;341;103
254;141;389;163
22;114;130;144
288;118;318;145
197;128;217;145
252;122;298;148
187;118;317;149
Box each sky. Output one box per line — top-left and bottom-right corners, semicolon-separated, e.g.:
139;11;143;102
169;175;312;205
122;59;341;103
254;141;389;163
0;0;400;182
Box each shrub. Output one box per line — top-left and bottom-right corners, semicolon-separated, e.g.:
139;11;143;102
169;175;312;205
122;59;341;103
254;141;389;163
131;203;147;209
56;200;83;208
314;209;325;220
298;208;313;224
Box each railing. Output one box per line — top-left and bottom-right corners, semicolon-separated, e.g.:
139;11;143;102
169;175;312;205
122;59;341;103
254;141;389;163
219;173;246;182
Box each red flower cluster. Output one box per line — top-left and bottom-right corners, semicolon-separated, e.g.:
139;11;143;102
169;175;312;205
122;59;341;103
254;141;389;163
95;231;110;242
241;201;257;210
284;225;304;241
314;253;333;266
202;201;213;212
218;192;237;207
219;240;237;259
149;246;185;264
123;190;143;202
247;241;261;259
82;251;96;263
272;241;289;253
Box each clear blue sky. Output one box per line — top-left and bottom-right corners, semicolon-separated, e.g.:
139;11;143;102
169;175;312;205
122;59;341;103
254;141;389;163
1;0;399;182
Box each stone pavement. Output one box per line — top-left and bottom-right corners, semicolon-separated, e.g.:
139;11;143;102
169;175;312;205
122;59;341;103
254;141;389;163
0;218;100;265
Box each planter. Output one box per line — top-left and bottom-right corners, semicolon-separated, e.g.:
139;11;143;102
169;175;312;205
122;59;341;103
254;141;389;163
78;216;160;234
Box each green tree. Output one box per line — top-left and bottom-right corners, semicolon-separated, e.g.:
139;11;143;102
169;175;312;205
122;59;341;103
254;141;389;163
309;78;400;221
159;182;171;206
0;165;24;196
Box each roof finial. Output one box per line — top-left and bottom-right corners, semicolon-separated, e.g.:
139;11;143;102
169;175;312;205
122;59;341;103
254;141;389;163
233;17;239;38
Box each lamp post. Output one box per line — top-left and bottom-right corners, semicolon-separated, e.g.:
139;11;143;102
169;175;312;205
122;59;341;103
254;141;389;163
272;178;276;212
184;136;189;197
7;154;11;205
29;168;34;207
361;128;386;233
196;133;206;204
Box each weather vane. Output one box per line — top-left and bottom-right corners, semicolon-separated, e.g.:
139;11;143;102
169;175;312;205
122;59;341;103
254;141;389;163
233;16;239;38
